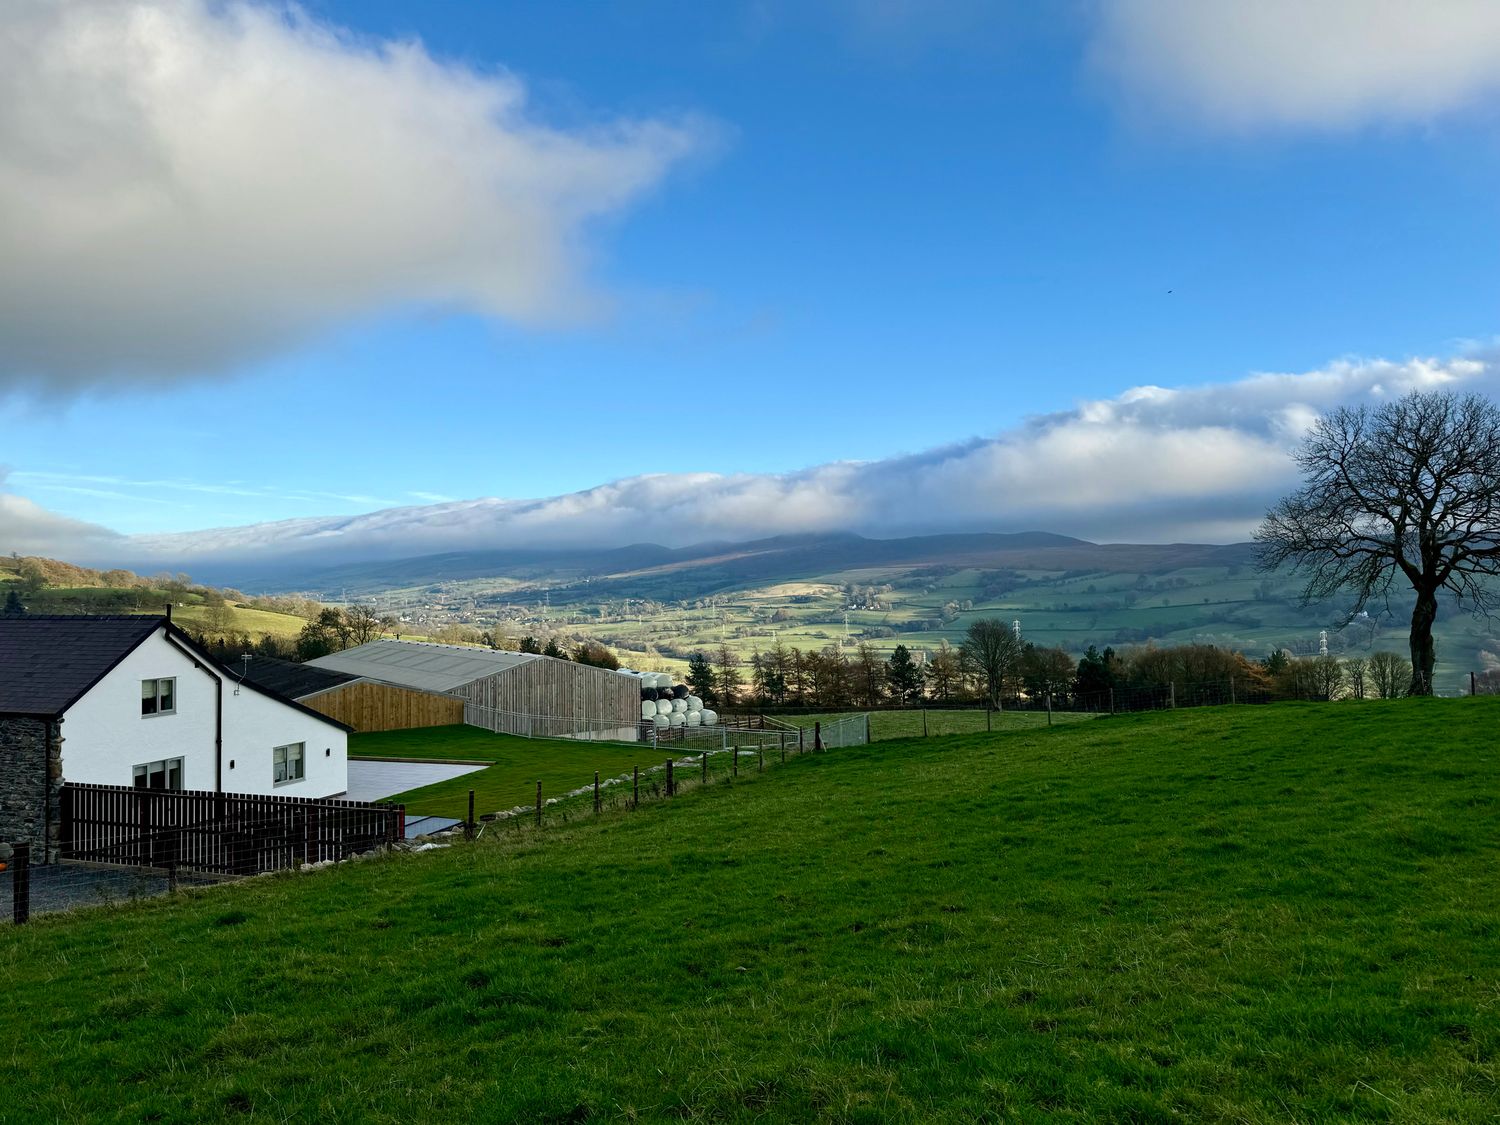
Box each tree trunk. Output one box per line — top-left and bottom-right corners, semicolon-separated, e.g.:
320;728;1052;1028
1408;588;1438;696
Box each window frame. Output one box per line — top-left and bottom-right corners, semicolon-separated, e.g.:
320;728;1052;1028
132;757;184;791
140;677;177;717
272;741;306;786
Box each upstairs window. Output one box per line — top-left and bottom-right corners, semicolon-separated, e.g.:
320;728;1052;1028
133;757;184;790
273;742;305;786
141;678;176;716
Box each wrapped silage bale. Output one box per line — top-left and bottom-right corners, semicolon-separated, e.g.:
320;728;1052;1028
655;699;674;717
686;695;702;712
641;701;658;720
673;685;689;700
652;713;670;729
641;687;658;702
685;710;702;726
669;712;686;728
700;709;718;726
671;698;687;714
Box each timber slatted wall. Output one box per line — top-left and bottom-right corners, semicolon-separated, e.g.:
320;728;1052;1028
301;681;464;732
456;656;638;738
61;783;402;876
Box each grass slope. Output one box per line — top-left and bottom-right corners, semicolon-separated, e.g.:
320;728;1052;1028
352;725;655;818
3;701;1498;1122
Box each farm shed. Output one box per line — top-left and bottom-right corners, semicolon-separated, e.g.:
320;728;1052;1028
308;640;640;740
235;655;464;733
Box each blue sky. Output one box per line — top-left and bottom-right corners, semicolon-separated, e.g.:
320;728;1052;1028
5;1;1500;564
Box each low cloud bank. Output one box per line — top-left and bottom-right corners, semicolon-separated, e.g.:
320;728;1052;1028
5;350;1464;570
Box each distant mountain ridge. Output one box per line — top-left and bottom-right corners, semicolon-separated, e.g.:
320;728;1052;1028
209;530;1261;599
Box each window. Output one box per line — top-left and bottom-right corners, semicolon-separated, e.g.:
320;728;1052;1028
273;742;305;785
141;678;176;716
132;758;184;790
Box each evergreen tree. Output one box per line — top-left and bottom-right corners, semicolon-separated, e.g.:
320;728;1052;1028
1073;645;1118;701
542;637;564;659
3;589;25;616
686;651;719;706
885;644;925;705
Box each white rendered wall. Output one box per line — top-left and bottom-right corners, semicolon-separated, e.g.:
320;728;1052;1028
61;627;348;798
221;673;347;798
61;630;220;791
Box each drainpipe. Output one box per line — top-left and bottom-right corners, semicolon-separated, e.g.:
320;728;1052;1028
164;630;223;794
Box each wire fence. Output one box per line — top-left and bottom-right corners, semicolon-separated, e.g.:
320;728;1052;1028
449;713;871;841
462;702;640;741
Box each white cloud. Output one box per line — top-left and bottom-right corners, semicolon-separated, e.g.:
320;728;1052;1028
6;349;1462;570
1092;0;1500;129
0;0;705;389
0;468;122;557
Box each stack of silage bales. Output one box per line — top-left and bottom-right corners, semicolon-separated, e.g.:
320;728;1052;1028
624;669;717;728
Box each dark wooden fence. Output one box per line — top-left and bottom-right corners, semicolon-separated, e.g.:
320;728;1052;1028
61;783;404;877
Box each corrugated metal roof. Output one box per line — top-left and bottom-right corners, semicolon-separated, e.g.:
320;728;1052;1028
306;639;544;692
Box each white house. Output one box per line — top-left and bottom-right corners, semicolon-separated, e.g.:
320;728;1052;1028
0;615;349;799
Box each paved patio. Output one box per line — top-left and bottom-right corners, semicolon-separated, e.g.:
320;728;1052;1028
343;758;486;802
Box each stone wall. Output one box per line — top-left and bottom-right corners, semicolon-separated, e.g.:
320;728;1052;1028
0;717;63;862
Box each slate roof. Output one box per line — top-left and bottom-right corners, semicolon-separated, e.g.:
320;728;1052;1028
231;655;358;701
307;639;544;692
0;615;163;718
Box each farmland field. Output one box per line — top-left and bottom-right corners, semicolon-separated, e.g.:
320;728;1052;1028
3;699;1497;1121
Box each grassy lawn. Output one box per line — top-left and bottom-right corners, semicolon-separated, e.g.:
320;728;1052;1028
793;708;1098;740
353;725;668;819
3;700;1498;1121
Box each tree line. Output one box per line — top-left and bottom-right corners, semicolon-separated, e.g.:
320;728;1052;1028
675;618;1423;712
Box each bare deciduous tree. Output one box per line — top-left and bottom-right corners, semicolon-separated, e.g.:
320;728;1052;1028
961;618;1022;709
1257;391;1500;695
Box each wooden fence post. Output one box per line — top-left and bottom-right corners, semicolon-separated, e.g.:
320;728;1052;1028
466;790;475;841
923;709;928;737
1230;677;1236;705
1109;688;1115;715
759;747;764;773
1046;692;1052;727
666;759;675;797
166;829;179;894
1170;682;1176;709
1472;671;1477;696
12;843;30;925
702;751;708;785
535;781;542;828
732;746;738;778
594;772;601;815
814;722;822;752
633;765;639;810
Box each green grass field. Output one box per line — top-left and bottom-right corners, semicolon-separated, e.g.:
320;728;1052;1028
3;700;1498;1121
353;725;660;818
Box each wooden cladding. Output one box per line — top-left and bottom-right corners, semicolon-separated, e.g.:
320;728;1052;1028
455;658;638;738
301;681;464;733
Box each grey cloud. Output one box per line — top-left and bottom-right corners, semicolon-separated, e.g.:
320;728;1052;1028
1092;0;1500;130
0;467;122;557
0;0;706;389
